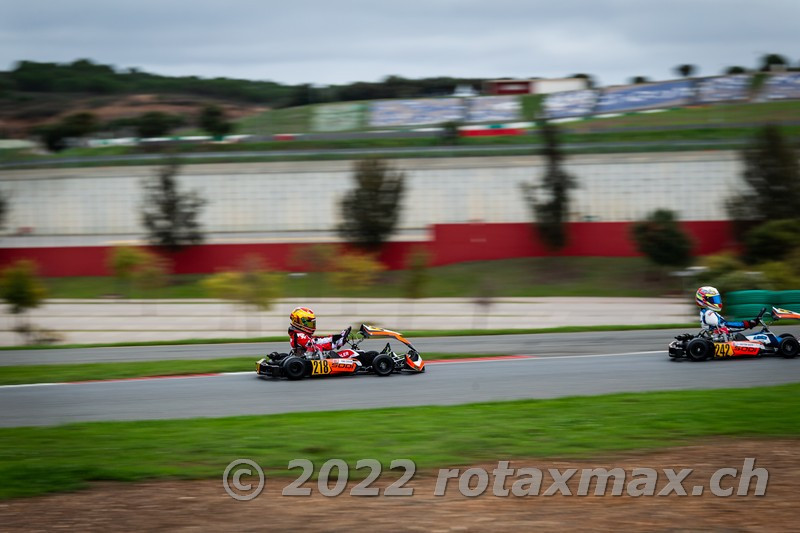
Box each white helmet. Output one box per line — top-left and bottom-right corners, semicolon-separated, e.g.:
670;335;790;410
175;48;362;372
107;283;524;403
695;286;722;312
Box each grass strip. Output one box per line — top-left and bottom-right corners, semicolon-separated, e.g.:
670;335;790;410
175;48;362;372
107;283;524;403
0;357;256;385
1;383;799;499
0;323;698;351
0;353;503;385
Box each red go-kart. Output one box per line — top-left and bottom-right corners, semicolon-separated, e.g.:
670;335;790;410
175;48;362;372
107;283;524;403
256;324;425;380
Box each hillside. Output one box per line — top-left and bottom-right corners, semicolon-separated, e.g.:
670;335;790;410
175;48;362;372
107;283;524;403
0;59;484;137
0;92;268;137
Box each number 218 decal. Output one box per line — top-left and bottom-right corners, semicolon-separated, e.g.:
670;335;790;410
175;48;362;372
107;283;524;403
311;360;332;375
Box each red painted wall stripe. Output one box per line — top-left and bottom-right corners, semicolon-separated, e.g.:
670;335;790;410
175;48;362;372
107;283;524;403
0;221;734;277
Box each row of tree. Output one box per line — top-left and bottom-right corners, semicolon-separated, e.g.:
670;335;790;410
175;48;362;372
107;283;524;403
627;54;800;85
37;105;234;152
0;59;486;108
5;54;797;110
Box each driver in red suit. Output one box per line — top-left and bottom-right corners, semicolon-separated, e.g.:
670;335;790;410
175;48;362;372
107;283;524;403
288;307;351;356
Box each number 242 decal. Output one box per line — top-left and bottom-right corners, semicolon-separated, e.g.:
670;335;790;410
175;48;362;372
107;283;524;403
714;343;733;357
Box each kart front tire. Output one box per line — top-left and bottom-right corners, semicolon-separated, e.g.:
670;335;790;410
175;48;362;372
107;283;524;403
778;335;799;359
372;354;394;376
687;338;712;361
282;356;306;380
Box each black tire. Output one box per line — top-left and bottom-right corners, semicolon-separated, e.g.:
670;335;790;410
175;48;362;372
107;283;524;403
282;356;306;380
269;352;289;362
354;351;379;367
778;335;800;359
687;338;712;361
371;354;394;376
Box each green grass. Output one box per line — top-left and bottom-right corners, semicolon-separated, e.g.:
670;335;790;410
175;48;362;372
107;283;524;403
3;99;799;170
0;353;500;385
0;135;786;170
0;357;256;385
42;257;673;299
232;99;800;136
1;383;799;499
236;104;314;135
25;122;800;157
2;98;799;171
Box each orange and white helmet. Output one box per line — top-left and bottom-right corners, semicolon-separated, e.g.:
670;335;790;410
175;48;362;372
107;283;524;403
290;307;316;334
695;286;722;312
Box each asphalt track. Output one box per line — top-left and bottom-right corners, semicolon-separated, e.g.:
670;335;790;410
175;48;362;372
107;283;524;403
0;328;740;366
2;328;800;428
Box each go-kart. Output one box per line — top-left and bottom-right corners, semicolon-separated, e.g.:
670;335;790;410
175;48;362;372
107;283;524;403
256;324;426;380
668;307;800;361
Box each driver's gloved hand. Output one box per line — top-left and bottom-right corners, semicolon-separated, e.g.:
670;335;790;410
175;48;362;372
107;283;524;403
334;326;351;348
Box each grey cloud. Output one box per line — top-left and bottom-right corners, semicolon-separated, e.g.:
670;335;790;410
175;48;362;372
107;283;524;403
1;0;798;85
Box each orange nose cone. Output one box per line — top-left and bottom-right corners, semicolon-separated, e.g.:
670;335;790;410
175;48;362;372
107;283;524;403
406;354;425;371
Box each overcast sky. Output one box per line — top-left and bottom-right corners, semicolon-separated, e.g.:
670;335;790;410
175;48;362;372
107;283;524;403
1;0;797;87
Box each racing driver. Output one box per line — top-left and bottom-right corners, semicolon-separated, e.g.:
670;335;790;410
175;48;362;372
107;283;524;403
695;286;758;337
288;307;351;356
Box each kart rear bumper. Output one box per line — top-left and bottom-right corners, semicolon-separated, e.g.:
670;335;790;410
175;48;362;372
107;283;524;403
668;340;686;358
256;358;281;377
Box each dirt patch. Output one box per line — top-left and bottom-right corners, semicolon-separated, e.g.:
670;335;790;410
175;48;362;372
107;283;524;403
2;439;797;532
0;93;266;134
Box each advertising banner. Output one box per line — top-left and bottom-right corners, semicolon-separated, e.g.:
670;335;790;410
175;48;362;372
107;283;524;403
759;72;800;101
595;80;694;113
312;103;365;132
465;96;520;122
542;89;598;118
369;99;465;127
695;75;751;104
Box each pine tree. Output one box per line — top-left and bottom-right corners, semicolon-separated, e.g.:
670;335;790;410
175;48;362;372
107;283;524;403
522;121;578;251
727;124;800;225
141;160;206;252
338;159;405;251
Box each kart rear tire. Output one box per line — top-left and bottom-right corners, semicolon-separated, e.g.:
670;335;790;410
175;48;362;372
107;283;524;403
372;354;394;376
687;338;712;361
778;335;800;359
269;352;290;362
282;356;306;380
355;351;379;367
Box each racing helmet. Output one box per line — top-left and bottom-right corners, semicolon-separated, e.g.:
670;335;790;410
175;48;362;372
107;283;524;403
695;286;722;312
290;307;316;334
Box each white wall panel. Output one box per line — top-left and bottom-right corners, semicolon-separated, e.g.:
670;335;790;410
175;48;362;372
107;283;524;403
0;153;742;237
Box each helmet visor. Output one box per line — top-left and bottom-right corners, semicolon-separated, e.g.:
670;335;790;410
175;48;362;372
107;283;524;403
301;316;316;330
708;295;722;306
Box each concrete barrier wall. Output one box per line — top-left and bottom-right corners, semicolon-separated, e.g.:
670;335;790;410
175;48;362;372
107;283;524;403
0;152;742;238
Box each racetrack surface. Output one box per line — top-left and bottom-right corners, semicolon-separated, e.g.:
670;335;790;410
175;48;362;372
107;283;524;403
2;342;800;427
0;328;770;366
